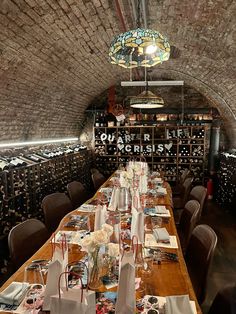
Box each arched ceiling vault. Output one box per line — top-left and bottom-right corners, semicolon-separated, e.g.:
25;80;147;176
0;0;235;146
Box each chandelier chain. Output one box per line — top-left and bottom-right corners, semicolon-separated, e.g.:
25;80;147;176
136;0;141;28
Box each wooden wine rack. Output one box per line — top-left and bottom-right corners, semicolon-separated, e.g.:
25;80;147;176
0;150;93;236
94;124;210;184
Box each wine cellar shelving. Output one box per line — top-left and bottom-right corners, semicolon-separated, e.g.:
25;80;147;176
0;150;93;235
216;152;236;209
94;124;210;183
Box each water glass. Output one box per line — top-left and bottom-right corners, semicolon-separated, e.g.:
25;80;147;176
24;264;45;286
117;187;129;212
141;254;154;277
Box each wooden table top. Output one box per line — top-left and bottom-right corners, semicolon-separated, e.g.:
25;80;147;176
0;175;202;314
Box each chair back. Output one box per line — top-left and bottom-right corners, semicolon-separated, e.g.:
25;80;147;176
189;185;207;218
178;200;200;253
208;284;236;314
42;193;73;233
8;219;49;270
185;224;217;304
180;168;190;184
90;168;100;175
173;177;193;209
182;177;194;205
92;172;106;191
67;181;90;209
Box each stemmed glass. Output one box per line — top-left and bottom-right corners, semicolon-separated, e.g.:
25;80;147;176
23;264;45;312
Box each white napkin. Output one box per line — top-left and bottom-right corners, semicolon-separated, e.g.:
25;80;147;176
153;228;170;243
154;177;163;183
0;282;29;306
165;295;195;314
157;187;167;195
145;234;178;249
155;206;168;214
78;204;95;212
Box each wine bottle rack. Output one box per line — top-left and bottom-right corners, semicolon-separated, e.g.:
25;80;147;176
0;150;93;278
0;149;93;232
93;124;210;184
216;152;236;209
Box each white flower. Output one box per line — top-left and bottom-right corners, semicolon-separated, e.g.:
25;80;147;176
102;223;113;237
92;230;109;245
107;243;120;257
126;169;133;180
80;235;96;253
133;163;141;173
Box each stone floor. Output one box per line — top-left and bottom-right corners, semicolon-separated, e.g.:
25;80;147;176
200;201;236;313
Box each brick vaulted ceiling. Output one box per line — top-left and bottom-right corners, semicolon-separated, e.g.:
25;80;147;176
0;0;235;146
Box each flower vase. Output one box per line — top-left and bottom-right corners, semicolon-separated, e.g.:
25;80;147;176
88;248;103;290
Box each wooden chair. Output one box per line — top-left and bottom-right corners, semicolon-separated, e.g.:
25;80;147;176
208;284;236;314
91;171;106;191
67;181;91;209
185;224;217;304
8;219;49;270
177;200;200;254
172;169;190;196
90;168;100;175
173;177;193;209
42;193;73;233
189;185;207;219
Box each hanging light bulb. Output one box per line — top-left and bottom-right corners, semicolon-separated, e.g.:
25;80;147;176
146;44;158;54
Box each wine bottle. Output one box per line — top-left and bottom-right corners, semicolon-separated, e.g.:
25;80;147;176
95;112;100;127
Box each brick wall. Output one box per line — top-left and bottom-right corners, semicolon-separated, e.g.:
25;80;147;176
0;0;235;147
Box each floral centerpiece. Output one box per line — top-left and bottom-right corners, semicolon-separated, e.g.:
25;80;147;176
120;169;134;189
80;224;113;289
127;161;149;194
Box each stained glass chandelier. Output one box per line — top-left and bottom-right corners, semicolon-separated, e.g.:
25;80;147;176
109;28;170;68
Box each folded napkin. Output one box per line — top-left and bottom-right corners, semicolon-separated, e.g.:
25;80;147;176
0;282;29;306
157;187;167;195
165;295;194;314
153;228;170;243
155;206;168;214
154;177;163;183
79;204;95;212
99;187;113;193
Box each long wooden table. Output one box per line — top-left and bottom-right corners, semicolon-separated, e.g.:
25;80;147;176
0;176;202;314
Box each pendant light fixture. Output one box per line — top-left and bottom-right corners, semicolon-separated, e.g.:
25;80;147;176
129;75;164;109
129;89;164;109
109;0;170;69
